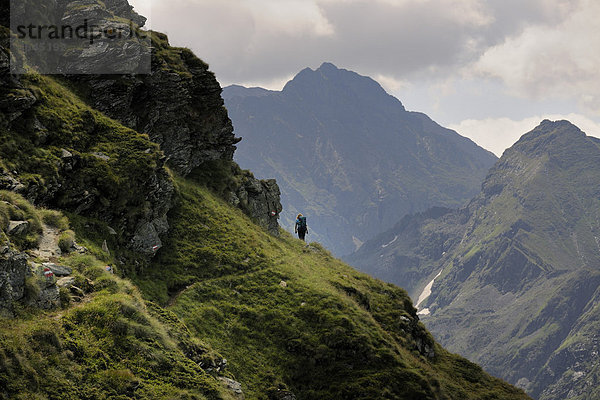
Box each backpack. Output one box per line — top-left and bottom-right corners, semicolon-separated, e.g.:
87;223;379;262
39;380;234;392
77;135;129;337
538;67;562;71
297;216;307;229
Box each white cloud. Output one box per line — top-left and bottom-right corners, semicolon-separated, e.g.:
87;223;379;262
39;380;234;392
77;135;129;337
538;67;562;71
246;0;334;37
373;74;411;93
128;0;600;139
449;114;600;156
473;0;600;115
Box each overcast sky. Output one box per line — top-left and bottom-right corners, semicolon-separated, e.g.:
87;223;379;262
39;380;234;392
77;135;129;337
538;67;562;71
130;0;600;156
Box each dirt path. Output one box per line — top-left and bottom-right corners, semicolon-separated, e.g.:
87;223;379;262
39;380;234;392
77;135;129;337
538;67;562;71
33;224;61;261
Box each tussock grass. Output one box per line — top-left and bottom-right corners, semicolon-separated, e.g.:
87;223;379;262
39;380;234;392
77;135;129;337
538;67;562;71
136;176;531;400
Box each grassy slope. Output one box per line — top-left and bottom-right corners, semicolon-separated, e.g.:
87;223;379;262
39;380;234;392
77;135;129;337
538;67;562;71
0;61;528;399
138;177;530;400
0;194;233;400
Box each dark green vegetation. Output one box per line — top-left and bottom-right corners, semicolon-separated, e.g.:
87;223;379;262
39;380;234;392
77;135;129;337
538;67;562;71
1;1;530;397
224;63;497;256
0;175;530;400
0;194;234;399
137;176;530;400
350;120;600;399
0;69;168;264
0;267;233;400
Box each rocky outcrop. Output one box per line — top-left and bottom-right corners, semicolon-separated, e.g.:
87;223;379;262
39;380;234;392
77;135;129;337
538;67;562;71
268;389;297;400
0;248;29;317
0;172;25;193
232;177;282;236
0;29;36;124
7;221;29;236
218;377;244;399
70;32;240;176
1;0;281;257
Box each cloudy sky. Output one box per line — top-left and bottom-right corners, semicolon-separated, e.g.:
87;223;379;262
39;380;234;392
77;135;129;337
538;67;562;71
130;0;600;156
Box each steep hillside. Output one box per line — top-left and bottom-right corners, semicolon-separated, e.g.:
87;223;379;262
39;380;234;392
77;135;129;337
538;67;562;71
224;63;497;255
349;120;600;399
0;67;529;397
134;176;531;400
0;176;530;400
1;1;530;398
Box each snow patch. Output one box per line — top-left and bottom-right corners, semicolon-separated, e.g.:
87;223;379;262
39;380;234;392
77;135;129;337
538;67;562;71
416;270;442;315
381;235;398;248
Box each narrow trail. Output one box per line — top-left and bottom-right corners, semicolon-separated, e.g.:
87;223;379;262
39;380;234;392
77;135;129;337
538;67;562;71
33;223;94;320
51;294;94;321
33;224;61;261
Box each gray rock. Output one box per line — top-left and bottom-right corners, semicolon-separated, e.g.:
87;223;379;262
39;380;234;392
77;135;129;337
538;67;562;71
61;148;73;159
42;262;72;277
218;377;244;399
91;152;110;161
34;285;60;310
130;221;162;255
56;276;76;288
0;173;24;193
102;240;110;255
70;286;85;298
7;221;29;236
76;59;240;177
235;177;282;236
0;250;30;317
270;390;297;400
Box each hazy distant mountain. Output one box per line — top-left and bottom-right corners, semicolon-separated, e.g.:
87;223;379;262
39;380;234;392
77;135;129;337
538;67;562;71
349;120;600;399
224;63;497;255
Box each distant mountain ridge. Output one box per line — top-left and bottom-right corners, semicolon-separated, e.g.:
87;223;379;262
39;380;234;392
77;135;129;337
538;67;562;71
348;120;600;399
224;63;497;255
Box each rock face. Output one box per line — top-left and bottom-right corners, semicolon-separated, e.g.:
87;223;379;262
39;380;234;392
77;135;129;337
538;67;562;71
7;221;29;236
0;0;282;253
233;177;282;236
0;249;29;317
218;377;244;399
10;0;150;75
349;120;600;400
73;35;241;176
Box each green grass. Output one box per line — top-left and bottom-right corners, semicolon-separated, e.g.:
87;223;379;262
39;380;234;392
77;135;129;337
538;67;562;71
0;286;231;400
0;23;529;399
0;203;232;400
0;72;167;262
0;190;43;250
136;176;530;400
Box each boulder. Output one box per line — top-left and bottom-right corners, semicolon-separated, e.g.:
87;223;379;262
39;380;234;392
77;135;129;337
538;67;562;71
42;262;72;277
56;276;76;288
7;221;29;236
270;390;297;400
218;377;244;399
235;177;282;236
60;148;73;159
33;285;60;310
0;173;24;192
0;250;29;317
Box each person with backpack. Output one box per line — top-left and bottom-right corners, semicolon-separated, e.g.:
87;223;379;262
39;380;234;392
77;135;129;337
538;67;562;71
295;213;308;241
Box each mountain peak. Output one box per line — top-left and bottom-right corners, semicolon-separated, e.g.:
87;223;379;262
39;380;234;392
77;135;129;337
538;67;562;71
317;61;341;72
510;119;587;157
282;62;405;111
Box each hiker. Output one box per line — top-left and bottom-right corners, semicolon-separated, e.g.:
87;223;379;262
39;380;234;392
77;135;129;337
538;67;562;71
295;213;308;241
